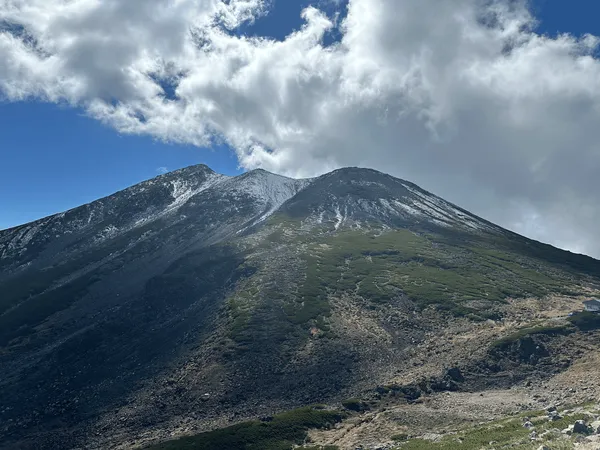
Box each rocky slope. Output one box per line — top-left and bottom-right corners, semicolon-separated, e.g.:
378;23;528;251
0;165;599;450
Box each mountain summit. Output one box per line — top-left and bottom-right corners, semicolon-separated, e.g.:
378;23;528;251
1;165;599;449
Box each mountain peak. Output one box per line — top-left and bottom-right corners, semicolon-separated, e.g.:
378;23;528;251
275;166;496;233
221;167;312;223
155;163;216;179
327;166;387;176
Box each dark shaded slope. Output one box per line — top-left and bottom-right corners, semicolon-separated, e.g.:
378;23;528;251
0;244;248;449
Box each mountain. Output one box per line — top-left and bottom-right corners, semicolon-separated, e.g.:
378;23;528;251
1;165;599;450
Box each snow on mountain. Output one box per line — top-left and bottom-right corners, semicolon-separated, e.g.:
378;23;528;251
398;184;494;231
0;166;219;265
0;166;317;276
222;169;311;209
1;165;504;278
214;169;312;229
277;167;498;234
129;171;229;229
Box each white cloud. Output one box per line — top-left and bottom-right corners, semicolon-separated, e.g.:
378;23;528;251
1;0;600;257
156;166;169;175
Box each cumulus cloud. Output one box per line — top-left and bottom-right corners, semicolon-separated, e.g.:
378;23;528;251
1;0;600;257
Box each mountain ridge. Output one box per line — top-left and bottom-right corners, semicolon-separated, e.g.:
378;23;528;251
4;163;595;259
0;164;218;232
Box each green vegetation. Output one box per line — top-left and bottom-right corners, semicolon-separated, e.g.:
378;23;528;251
568;311;600;330
391;433;409;441
283;247;332;325
300;446;339;450
226;286;260;345
484;312;600;352
146;406;345;450
0;222;161;316
539;413;589;432
0;222;170;347
341;398;369;412
490;323;571;349
272;227;582;323
399;410;590;450
399;417;527;450
222;216;599;358
223;218;598;361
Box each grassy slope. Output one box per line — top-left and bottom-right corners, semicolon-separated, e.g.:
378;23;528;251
228;220;595;337
219;213;600;369
145;406;344;450
399;408;592;450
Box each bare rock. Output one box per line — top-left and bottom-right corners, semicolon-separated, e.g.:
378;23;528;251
547;410;562;421
573;419;591;434
574;434;590;444
530;430;538;440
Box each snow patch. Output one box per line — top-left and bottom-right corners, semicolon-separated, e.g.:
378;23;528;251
400;184;492;231
230;170;311;209
334;206;343;230
232;171;313;233
317;210;325;224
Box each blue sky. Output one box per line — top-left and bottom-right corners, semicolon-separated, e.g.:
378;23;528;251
0;0;349;230
0;0;599;238
0;102;242;229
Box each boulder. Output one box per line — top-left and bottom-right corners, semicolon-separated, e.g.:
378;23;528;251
446;367;465;383
530;430;538;440
573;435;590;444
429;378;459;392
573;419;591;434
547;410;562;421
